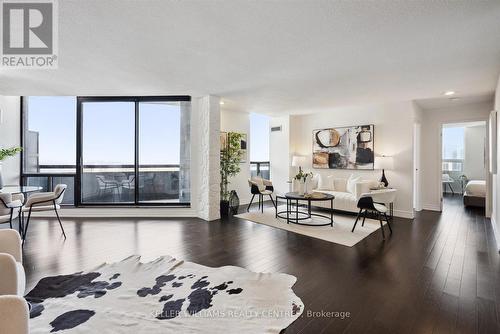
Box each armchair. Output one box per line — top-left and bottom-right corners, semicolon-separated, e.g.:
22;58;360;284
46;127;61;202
0;296;29;334
0;229;29;334
247;177;275;212
22;184;67;242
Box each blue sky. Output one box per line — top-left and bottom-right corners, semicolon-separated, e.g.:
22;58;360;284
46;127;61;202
442;126;464;159
250;113;270;162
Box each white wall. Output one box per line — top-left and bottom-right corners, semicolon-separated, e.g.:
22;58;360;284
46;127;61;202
285;101;417;218
492;76;500;250
220;109;251;204
0;96;21;185
420;102;492;212
269;116;291;195
192;95;221;221
464;125;486;180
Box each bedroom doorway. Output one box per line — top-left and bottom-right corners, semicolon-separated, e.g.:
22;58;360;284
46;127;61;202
441;121;487;212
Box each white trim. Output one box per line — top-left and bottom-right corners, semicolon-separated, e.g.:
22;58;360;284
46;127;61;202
422;204;441;211
490;215;500;252
31;207;198;218
393;210;414;219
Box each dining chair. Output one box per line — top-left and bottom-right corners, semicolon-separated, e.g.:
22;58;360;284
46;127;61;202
351;189;397;240
0;193;23;231
22;184;67;242
96;175;120;197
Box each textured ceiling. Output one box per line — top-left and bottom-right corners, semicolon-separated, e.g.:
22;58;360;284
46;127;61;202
1;0;500;115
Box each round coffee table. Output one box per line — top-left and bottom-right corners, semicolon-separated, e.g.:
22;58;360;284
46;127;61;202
275;192;334;226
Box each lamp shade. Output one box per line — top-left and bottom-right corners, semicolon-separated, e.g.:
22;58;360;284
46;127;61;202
291;155;306;167
374;156;394;170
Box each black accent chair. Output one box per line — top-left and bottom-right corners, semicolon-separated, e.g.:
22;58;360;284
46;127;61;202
351;196;392;239
247;178;276;212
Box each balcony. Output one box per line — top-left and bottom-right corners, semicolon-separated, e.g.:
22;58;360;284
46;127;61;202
22;164;188;206
250;161;270;180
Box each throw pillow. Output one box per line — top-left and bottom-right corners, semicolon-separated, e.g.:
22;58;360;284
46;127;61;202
310;174;319;190
346;175;361;194
317;174;328;190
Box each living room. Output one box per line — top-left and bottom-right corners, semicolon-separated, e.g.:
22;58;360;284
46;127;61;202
1;1;500;333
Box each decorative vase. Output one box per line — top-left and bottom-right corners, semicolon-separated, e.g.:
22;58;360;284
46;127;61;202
220;200;229;218
0;162;3;189
229;190;239;215
297;180;305;195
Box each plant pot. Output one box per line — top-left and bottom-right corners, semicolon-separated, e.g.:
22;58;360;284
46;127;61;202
297;180;305;195
220;200;229;218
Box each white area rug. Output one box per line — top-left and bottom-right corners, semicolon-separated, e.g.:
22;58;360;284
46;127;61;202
26;255;303;333
236;206;385;247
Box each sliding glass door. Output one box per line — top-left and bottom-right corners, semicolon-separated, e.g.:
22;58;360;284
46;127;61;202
139;101;180;203
76;97;190;206
79;100;135;204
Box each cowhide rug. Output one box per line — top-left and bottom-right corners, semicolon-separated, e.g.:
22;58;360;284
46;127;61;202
26;255;304;333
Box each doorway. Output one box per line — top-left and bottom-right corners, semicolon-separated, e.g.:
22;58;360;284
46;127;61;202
441;121;487;212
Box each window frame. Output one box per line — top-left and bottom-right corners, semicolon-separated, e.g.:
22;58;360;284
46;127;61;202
20;95;191;208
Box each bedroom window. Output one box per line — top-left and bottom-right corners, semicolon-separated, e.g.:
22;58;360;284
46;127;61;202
442;126;464;172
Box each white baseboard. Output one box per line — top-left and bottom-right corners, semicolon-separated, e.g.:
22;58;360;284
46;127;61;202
32;207;197;218
422;204;441;211
393;210;414;219
490;216;500;252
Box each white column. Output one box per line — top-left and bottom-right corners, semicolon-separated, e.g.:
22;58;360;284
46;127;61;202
192;95;221;221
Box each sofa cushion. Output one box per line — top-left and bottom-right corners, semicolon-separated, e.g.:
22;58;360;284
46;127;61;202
332;178;347;192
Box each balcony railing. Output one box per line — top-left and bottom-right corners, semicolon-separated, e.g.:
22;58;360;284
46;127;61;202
250;161;270;180
22;164;187;205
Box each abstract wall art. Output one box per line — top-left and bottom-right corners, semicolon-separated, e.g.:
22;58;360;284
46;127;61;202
312;125;374;169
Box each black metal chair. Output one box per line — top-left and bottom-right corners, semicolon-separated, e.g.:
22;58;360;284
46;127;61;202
247;178;276;212
351;195;393;239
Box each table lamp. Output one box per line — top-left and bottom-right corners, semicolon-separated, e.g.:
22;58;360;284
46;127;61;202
291;155;306;173
374;156;394;187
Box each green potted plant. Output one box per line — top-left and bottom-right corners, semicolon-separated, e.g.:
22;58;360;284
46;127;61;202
220;132;243;217
0;146;22;189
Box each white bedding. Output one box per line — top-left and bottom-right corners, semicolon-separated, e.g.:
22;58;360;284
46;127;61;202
464;180;486;197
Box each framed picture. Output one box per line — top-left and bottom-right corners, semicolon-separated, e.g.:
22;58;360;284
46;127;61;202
228;132;247;163
240;133;247;162
312;125;374;169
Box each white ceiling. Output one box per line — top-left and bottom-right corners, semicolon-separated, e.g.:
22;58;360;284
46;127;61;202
415;92;495;110
1;0;500;115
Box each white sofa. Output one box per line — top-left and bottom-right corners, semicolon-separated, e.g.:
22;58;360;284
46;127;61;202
296;174;380;213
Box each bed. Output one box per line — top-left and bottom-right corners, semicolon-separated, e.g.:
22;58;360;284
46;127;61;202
463;180;486;208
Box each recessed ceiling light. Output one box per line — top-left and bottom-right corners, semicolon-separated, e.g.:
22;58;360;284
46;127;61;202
444;91;455;96
220;101;225;105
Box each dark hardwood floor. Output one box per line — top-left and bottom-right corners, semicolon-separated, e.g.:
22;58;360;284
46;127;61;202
4;195;499;333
